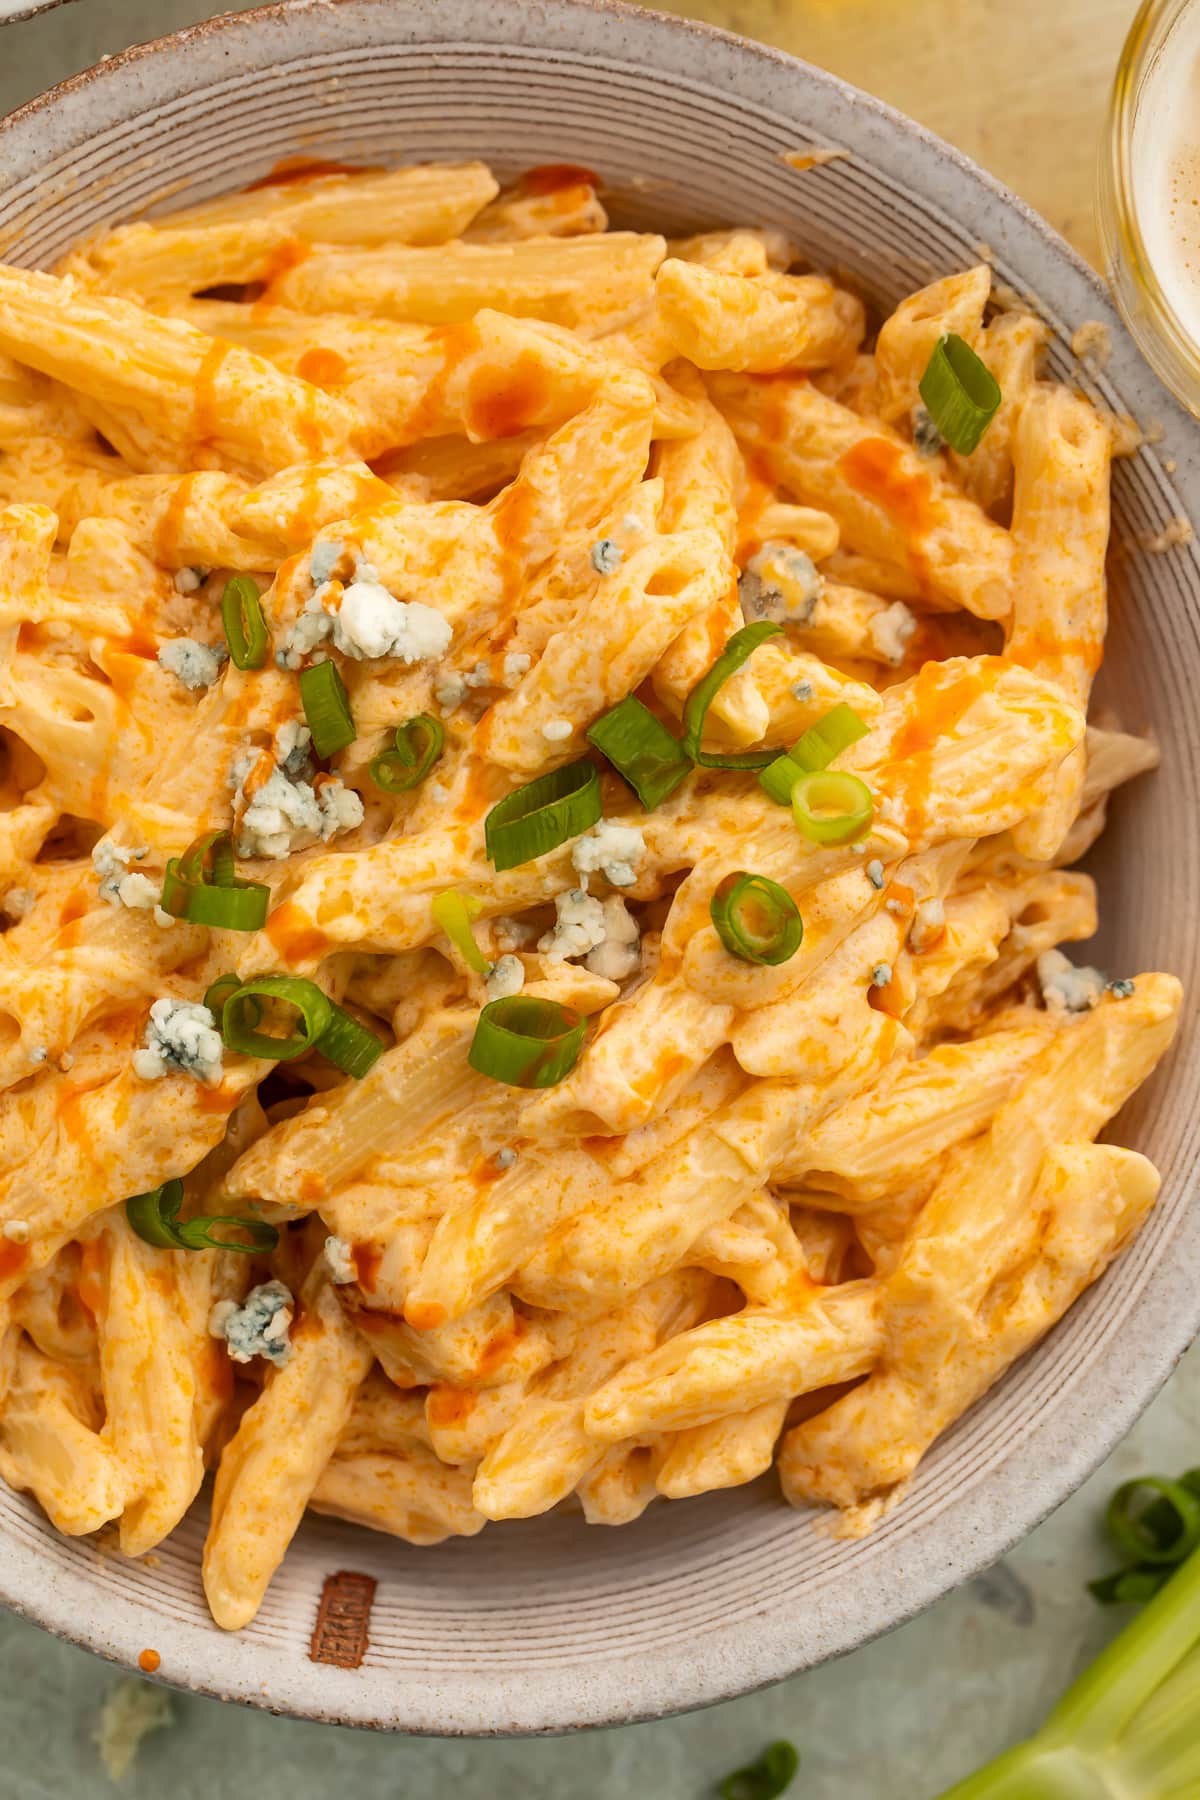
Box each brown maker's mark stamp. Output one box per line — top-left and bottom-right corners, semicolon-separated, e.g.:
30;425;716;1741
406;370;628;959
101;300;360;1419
310;1570;377;1668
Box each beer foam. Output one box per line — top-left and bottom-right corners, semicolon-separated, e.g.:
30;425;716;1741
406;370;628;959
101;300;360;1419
1133;7;1200;340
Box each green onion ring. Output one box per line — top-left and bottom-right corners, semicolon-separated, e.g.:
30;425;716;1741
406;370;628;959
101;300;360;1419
314;1003;385;1078
159;830;270;932
918;332;1002;456
1106;1478;1200;1567
710;872;803;966
299;658;356;759
370;713;444;794
484;761;602;872
760;703;870;806
681;621;782;769
125;1178;279;1256
1088;1566;1170;1607
586;694;692;810
468;995;587;1088
220;974;334;1061
718;1740;800;1800
791;770;874;845
221;575;270;670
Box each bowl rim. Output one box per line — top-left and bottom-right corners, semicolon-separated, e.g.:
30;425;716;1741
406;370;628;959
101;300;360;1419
0;0;1196;1737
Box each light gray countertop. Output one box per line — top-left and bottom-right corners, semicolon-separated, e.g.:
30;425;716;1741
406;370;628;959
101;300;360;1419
0;4;1195;1795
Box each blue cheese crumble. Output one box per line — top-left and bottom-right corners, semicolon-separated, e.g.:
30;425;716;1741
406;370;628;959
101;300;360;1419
502;650;532;686
1107;977;1136;999
280;551;452;669
1037;949;1107;1016
590;538;622;575
871;962;893;989
2;887;34;921
912;402;945;458
157;637;226;691
485;953;525;999
541;717;573;743
865;859;885;890
209;1281;293;1366
133;998;223;1085
791;678;815;703
323;1236;356;1284
92;837;148;905
538;889;607;962
538;890;640;979
495;1146;518;1170
867;601;917;667
739;542;824;626
309;539;345;587
571;819;645;888
229;748;363;860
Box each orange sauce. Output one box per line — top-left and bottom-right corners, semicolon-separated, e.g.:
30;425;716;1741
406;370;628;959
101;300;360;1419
374;323;474;450
476;1317;525;1379
463;348;553;439
196;1082;241;1115
352;1242;382;1293
245;157;378;191
296;346;348;387
113;626;158;660
137;1648;161;1674
257;237;311;307
887;661;989;836
490;477;538;619
519;162;600;198
426;1385;475;1429
265;900;330;965
192;342;232;456
0;1240;28;1284
16;622;51;654
735;458;778;562
839;437;936;591
154;471;200;568
868;974;906;1020
203;1338;235;1405
58;888;89;928
405;1299;447;1332
76;1240;104;1318
299;1171;327;1202
1008;622;1104;679
630;1047;690;1104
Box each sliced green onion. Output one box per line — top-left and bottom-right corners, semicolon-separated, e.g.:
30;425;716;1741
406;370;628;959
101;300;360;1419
484;761;601;872
125;1178;279;1256
586;695;692;810
300;659;356;758
710;872;803;966
221;575;269;670
220;974;333;1061
160;829;270;932
791;702;869;772
719;1741;800;1800
918;332;1001;456
1107;1478;1200;1567
316;1003;385;1078
791;770;874;845
431;889;490;975
760;703;870;805
681;622;782;769
203;973;244;1017
370;713;444;794
468;995;586;1088
1089;1567;1171;1607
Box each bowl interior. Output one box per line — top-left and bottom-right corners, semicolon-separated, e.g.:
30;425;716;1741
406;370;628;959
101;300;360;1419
0;0;1198;1736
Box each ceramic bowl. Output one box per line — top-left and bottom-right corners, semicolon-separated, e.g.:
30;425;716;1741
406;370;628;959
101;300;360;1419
0;0;1197;1736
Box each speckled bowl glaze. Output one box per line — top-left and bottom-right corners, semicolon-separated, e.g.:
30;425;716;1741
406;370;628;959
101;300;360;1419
0;0;1197;1737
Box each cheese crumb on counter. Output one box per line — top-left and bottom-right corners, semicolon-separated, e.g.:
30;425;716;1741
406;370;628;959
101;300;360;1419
209;1280;294;1366
94;1679;174;1782
132;998;224;1085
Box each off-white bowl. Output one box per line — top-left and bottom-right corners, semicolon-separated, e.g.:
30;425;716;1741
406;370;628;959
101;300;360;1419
0;0;1197;1736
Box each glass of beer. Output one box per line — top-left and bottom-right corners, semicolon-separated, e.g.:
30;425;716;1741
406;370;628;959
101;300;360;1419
1102;0;1200;413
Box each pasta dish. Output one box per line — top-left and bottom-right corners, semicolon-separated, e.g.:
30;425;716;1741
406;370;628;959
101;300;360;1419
0;158;1179;1633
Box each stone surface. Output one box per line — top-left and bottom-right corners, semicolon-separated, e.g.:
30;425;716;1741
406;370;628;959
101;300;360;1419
0;0;1186;1793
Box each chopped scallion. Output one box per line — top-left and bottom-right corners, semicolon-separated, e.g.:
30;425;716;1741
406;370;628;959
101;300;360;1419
710;872;803;966
221;575;269;670
125;1178;279;1255
432;889;490;975
791;770;874;845
587;694;691;810
918;332;1001;456
468;995;586;1088
681;622;782;769
299;658;356;758
371;713;444;794
484;761;601;872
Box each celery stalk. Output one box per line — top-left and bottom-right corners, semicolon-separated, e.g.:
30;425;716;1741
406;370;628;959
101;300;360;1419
936;1543;1200;1798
